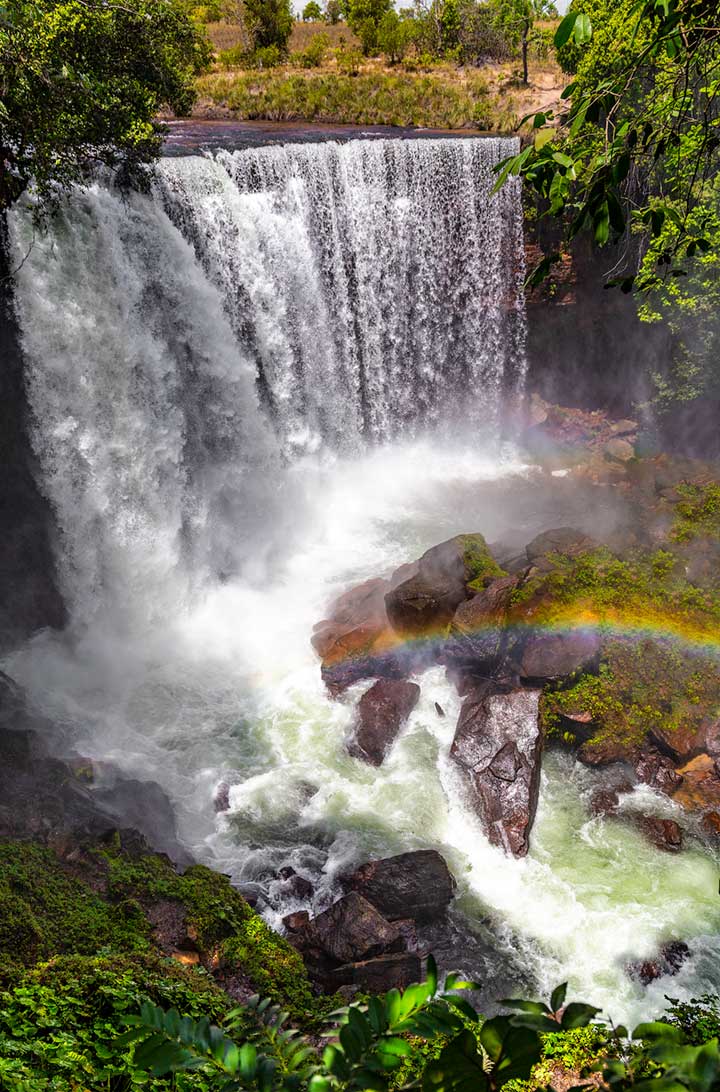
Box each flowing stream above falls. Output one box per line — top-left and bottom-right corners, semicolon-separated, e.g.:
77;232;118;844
5;135;720;1023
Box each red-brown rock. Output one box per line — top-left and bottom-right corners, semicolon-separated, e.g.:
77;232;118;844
519;630;602;681
348;679;421;766
635;815;683;852
450;687;543;857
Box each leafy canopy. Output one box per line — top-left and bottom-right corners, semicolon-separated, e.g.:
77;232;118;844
0;0;211;216
496;0;720;290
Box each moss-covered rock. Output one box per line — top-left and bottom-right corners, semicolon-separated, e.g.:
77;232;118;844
0;836;318;1023
541;638;720;756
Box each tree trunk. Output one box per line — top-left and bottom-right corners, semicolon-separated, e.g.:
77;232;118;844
521;19;529;84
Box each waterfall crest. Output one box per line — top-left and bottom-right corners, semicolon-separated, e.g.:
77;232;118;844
8;135;526;623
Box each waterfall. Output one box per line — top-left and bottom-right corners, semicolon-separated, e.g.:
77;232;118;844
8;135;526;625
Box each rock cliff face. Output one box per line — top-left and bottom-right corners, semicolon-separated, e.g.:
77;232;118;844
0;235;65;650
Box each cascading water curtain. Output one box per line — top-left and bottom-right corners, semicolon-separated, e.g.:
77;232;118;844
8;136;527;625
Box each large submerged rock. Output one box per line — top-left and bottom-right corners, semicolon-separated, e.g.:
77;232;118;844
348;678;421;765
345;850;456;922
450;687;543;857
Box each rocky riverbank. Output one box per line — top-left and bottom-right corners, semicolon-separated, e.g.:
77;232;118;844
312;399;720;882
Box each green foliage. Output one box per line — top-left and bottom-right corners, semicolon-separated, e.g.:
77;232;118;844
541;637;720;750
342;0;391;53
664;996;720;1047
0;954;228;1091
292;32;331;66
0;0;210;216
0;842;151;966
197;68;496;127
243;0;293;51
103;848;316;1020
326;0;342;22
462;534;506;593
303;1;323;18
496;0;720;288
488;0;556;82
376;11;416;63
672;483;720;545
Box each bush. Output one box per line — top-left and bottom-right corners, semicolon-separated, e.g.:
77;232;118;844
302;0;322;17
292;31;330;65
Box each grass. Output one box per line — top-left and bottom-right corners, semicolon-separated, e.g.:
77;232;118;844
194;20;563;130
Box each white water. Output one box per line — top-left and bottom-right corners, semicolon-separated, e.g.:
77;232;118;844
5;137;720;1024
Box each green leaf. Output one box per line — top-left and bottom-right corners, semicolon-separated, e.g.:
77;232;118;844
500;999;550;1015
561;1003;601;1029
574;12;592;43
423;1030;490;1092
554;12;577;47
550;984;568;1012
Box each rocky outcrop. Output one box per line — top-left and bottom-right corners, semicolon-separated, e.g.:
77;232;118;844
0;671;189;865
385;534;503;637
519;630;602;681
348;678;421;765
450;688;543;857
627;940;690;985
445;574;519;671
311;577;396;666
291;892;404;965
635;815;683;852
345;850;456;922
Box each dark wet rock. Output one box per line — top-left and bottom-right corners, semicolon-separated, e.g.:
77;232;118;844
578;738;638;768
590;789;622;817
450;688;543;857
348;679;421;765
650;719;720;763
327;952;422;993
627;940;690;985
277;867;314;900
525;527;595;566
93;778;188;865
292;892;403;964
321;645;426;696
385;534;501;637
0;255;67;652
283;910;310;932
345;850;456;922
634;748;683;795
446;575;519;668
214;781;231;813
435;702;445;717
519;630;602;681
635;815;683;852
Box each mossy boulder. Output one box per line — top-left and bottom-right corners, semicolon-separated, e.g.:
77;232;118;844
385;534;504;636
0;835;317;1022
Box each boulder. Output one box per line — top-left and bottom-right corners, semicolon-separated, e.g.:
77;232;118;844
604;438;635;463
450;688;543;857
345;850;456;922
327;952;422;993
446;575;519;668
292;892;403;965
634;747;683;795
627;940;690;985
578;738;638;768
385;535;502;637
673;753;720;813
276;867;314;900
525;528;595;567
348;679;421;766
650;719;720;763
312;577;395;667
635;815;683;852
519;630;602;681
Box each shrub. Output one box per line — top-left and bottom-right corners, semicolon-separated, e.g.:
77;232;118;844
302;0;322;18
293;31;330;65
